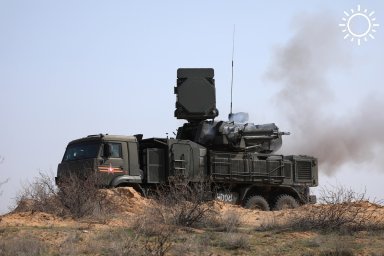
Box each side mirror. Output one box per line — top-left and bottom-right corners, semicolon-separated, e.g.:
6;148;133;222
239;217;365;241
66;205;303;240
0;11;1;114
103;143;111;158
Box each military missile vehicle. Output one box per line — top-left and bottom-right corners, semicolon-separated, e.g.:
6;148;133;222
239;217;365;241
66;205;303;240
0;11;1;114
56;68;318;210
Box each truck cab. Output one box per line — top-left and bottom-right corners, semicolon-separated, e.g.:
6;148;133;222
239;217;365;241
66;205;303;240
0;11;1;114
56;134;142;187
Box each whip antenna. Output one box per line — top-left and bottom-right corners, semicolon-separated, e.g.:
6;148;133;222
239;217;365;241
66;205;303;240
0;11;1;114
230;25;235;117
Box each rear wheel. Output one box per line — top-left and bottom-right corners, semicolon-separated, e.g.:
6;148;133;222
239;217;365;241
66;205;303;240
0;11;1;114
274;195;299;210
245;195;270;211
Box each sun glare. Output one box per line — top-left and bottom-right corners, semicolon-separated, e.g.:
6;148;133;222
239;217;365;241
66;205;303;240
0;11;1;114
339;4;379;46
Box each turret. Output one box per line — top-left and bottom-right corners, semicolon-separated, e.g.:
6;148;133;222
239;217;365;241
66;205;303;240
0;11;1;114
174;68;289;153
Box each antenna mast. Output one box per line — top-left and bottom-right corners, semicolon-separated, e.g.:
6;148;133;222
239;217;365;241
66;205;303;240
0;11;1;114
230;25;235;116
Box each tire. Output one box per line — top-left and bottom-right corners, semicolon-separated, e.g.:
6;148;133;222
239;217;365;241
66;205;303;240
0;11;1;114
274;195;299;210
245;195;270;211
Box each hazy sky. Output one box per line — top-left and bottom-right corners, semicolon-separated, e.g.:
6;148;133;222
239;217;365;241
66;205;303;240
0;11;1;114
1;1;383;213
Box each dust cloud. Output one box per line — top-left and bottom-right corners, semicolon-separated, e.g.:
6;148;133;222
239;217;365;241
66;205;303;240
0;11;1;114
265;12;384;175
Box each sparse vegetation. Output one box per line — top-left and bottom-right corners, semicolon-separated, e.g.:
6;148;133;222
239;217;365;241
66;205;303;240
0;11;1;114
15;172;62;214
132;212;174;256
219;232;251;250
149;176;216;228
14;172;111;219
3;176;384;255
289;185;384;233
0;235;47;256
57;172;111;219
218;210;241;232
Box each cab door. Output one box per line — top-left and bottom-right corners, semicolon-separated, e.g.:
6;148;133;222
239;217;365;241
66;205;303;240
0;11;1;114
98;142;129;183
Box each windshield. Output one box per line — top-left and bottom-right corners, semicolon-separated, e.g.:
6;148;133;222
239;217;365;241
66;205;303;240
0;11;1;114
63;142;101;161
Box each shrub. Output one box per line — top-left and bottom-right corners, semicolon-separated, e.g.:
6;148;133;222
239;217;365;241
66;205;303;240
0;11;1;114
219;233;251;251
14;172;62;215
150;176;216;228
205;210;242;232
290;185;384;233
142;227;173;256
130;202;175;256
14;171;111;219
57;172;109;218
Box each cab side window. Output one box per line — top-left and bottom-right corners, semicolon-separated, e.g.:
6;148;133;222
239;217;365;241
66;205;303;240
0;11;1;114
109;143;122;158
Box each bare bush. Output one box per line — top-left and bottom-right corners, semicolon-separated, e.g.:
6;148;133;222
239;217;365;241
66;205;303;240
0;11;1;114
219;233;251;251
14;172;63;215
57;172;110;219
132;205;168;236
131;205;175;255
205;209;242;232
14;172;111;219
151;176;216;228
142;227;173;256
219;210;241;232
290;185;384;233
123;176;217;255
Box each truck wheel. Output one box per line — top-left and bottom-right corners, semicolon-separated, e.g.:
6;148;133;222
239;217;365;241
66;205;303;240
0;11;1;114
245;195;270;211
274;195;299;210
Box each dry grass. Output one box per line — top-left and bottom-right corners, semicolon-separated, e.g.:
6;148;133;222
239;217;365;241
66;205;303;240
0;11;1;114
219;232;251;250
0;235;47;256
3;176;384;255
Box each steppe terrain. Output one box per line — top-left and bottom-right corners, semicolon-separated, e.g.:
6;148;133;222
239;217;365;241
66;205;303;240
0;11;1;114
1;187;384;256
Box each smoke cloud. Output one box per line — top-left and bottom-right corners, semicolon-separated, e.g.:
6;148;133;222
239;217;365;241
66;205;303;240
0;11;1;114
229;112;249;123
265;12;384;175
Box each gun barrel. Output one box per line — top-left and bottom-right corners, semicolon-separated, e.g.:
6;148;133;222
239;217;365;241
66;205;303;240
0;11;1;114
243;135;278;140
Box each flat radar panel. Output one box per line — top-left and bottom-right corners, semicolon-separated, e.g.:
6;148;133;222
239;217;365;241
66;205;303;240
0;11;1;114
174;68;218;121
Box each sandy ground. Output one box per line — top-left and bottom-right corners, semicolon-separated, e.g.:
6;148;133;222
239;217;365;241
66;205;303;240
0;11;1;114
2;187;383;229
1;187;384;255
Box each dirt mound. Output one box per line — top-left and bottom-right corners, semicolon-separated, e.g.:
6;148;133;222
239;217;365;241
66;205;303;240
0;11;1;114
351;200;384;209
101;187;149;214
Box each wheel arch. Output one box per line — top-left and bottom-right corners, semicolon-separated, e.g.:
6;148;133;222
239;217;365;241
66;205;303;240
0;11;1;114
239;185;270;205
269;186;303;204
110;176;147;197
110;175;142;187
238;185;304;205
